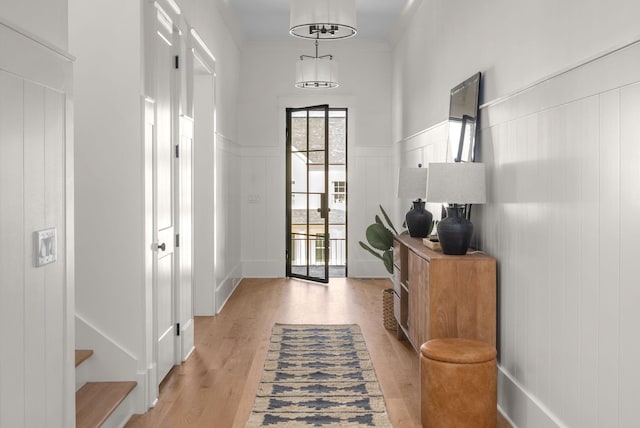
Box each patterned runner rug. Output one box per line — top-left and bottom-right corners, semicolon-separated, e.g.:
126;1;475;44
246;324;392;428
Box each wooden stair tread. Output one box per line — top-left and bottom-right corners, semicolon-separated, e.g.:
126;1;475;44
76;381;137;428
75;349;94;367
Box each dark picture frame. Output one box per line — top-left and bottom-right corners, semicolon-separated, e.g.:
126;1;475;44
447;72;481;163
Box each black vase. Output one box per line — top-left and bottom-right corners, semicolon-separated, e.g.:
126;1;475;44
437;206;473;255
405;200;433;238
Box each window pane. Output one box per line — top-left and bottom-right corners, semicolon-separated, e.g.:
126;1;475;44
291;116;307;152
290;152;308;193
308;117;326;151
308;163;325;193
328;115;346;165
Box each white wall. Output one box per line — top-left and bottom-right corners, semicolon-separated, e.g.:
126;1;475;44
238;40;395;278
193;74;216;315
0;14;74;428
393;0;640;138
181;0;241;143
393;1;640;426
70;0;145;364
215;134;242;311
479;46;640;428
182;0;243;314
0;0;68;50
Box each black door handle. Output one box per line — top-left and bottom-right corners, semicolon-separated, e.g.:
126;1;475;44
158;243;166;251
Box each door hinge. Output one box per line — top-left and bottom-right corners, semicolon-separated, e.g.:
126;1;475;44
174;55;179;69
176;323;180;336
175;144;179;158
175;233;180;248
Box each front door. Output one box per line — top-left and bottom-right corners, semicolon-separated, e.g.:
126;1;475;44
286;105;330;283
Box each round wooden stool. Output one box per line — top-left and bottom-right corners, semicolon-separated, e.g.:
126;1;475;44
420;338;497;428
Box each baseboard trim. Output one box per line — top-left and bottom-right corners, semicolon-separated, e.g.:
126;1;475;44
183;345;195;361
133;370;148;414
498;366;567;428
215;262;242;313
145;364;158;410
347;260;392;279
498;404;518;428
180;318;195;361
241;260;283;278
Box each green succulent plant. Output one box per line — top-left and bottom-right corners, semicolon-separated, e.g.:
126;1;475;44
358;205;405;274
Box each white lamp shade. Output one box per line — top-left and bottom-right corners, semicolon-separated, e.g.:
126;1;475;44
426;162;486;204
295;57;339;89
397;167;428;199
290;0;357;39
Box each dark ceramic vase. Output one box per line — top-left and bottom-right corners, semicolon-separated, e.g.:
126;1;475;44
405;200;433;238
437;206;473;255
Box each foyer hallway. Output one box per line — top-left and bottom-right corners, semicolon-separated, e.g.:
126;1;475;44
126;277;511;427
126;278;421;427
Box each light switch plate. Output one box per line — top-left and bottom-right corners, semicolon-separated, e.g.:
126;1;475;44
35;228;57;267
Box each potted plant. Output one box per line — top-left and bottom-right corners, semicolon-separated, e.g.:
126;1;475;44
358;205;404;274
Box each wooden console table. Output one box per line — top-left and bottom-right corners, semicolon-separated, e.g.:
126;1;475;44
392;235;496;351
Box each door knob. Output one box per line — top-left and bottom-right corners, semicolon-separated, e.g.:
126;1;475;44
157;243;166;251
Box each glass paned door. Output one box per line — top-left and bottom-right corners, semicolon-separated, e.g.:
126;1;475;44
286;105;330;282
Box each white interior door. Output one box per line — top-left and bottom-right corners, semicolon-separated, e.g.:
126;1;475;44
154;12;177;385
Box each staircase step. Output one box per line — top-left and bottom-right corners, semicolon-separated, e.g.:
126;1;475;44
76;381;137;428
75;349;94;367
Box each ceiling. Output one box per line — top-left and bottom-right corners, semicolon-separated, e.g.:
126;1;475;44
225;0;415;42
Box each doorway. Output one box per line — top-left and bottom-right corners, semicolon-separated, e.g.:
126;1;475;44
286;106;348;282
151;9;178;386
147;1;198;395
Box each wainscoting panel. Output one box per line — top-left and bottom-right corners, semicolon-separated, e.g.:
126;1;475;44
479;51;640;428
347;147;395;278
23;81;47;428
0;24;72;425
0;69;27;428
240;149;285;277
597;89;620;428
398;40;640;428
215;133;242;312
618;82;640;427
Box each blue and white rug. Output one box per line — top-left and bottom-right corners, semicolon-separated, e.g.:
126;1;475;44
246;324;392;427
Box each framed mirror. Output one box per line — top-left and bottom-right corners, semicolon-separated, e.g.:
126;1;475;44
447;72;481;163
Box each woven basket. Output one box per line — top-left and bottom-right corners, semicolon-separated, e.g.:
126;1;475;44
382;288;398;331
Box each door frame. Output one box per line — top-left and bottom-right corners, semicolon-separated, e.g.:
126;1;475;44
143;0;189;407
153;0;180;394
144;1;210;407
188;30;218;317
176;114;194;361
278;96;355;281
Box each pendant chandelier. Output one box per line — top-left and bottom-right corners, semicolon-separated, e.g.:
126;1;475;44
295;40;339;89
290;0;357;40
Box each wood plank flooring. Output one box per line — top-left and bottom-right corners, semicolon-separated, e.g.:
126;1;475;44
126;277;511;427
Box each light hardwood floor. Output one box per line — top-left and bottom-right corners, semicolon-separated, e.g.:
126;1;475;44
126;277;511;428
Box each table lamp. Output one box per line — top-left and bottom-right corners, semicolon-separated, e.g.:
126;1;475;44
426;162;486;254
